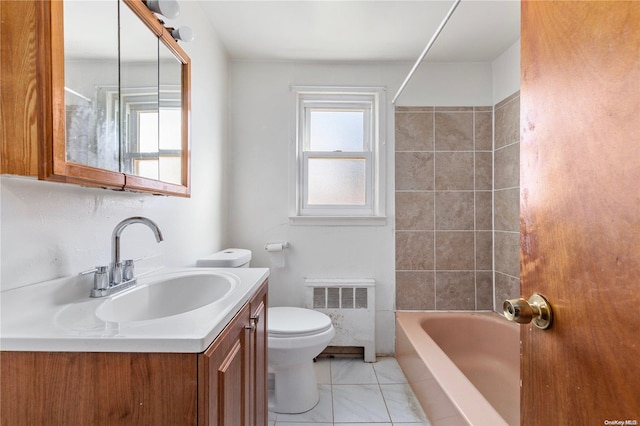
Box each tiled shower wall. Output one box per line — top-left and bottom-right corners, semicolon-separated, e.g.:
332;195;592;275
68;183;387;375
493;92;521;310
395;106;494;310
394;93;520;311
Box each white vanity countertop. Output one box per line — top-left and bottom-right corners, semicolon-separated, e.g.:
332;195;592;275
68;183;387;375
0;267;269;353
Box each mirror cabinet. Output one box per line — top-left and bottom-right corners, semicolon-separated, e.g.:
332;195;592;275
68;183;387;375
1;0;191;197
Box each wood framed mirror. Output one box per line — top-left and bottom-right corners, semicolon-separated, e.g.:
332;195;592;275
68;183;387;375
1;0;191;197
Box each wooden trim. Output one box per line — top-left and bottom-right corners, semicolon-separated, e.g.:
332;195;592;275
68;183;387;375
125;174;190;197
46;0;66;178
181;53;192;192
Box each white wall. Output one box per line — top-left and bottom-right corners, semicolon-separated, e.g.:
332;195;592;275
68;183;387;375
492;39;521;103
0;2;229;291
397;62;494;107
227;61;493;354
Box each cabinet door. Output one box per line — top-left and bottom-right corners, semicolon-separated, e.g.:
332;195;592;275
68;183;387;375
249;282;268;426
199;303;251;426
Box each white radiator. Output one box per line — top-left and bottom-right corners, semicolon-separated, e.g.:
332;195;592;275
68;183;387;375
304;278;376;362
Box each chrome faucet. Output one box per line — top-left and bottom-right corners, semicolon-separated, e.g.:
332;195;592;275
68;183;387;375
111;216;164;286
83;216;163;297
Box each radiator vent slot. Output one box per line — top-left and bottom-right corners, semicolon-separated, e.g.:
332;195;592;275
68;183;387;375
312;287;370;309
305;278;376;362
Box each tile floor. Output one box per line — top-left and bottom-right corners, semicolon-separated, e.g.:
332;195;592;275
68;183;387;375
268;357;432;426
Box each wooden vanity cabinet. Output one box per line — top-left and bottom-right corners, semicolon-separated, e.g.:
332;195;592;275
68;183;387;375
0;280;268;426
198;281;268;425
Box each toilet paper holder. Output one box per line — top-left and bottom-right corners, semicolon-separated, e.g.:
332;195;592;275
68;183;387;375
264;242;289;251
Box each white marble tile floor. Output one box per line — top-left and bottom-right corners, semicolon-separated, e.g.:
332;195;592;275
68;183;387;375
268;357;431;426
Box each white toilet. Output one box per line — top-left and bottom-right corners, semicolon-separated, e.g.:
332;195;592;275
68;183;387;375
268;306;335;413
196;249;335;414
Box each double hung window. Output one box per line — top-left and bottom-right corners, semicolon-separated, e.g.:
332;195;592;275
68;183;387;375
293;87;385;224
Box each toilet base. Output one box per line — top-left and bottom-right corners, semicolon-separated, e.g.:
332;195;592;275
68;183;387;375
270;361;319;414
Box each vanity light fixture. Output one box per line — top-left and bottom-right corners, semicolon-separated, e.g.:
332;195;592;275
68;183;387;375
170;26;194;43
144;0;180;19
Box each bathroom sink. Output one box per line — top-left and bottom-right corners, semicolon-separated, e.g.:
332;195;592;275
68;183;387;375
95;271;237;323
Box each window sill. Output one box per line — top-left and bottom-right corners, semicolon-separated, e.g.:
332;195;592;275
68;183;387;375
289;215;387;226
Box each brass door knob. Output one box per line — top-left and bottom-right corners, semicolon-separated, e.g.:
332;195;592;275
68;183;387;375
503;293;553;329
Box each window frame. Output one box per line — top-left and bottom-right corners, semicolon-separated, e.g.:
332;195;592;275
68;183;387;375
291;86;386;225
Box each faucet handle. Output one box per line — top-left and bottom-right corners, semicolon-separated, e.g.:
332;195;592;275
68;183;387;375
111;261;123;286
123;259;135;282
80;266;110;297
80;265;108;276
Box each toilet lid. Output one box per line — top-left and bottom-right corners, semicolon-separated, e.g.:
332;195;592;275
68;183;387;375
268;307;333;337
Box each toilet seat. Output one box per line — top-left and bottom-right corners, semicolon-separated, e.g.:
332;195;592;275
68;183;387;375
268;307;332;337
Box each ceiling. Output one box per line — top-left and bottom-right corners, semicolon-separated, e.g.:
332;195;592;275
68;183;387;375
199;0;521;63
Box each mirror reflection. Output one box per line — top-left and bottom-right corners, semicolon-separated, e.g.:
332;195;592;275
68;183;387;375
156;42;183;185
63;0;119;172
119;1;160;179
63;0;185;186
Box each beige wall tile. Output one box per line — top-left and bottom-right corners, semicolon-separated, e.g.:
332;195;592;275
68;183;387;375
474;151;493;190
435;271;475;310
435;231;475;270
395;152;434;191
475;111;493;151
475;191;493;231
494;187;520;232
476;271;494;310
435;112;474;151
395;192;434;231
396;271;435;310
396;231;434;270
435;192;475;230
435;107;474;112
395;106;434;112
495;96;520;149
475;231;493;271
495;142;520;190
395;112;434;151
494;231;520;277
435;152;474;190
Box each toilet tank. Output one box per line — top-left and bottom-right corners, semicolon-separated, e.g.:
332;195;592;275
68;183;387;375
196;249;252;268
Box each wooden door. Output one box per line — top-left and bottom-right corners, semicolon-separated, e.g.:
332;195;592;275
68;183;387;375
520;1;640;424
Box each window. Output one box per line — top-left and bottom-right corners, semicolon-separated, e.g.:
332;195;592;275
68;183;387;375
134;107;182;184
120;87;183;184
292;87;386;224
